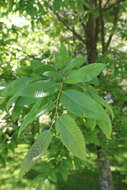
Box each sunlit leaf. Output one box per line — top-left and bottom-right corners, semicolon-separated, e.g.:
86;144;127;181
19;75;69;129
21;80;58;98
56;114;86;160
64;57;85;71
97;116;112;139
65;63;106;84
61;89;107;119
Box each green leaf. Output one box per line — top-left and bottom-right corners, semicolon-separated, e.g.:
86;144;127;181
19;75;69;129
89;77;100;85
65;63;106;84
43;71;63;81
56;114;86;160
11;105;21;121
16;97;39;106
6;95;18;110
1;77;30;97
85;119;96;131
97;116;112;139
21;80;58;98
20;130;52;177
31;60;54;73
79;63;106;82
54;45;70;69
36;101;55;118
18;100;55;136
36;181;43;190
64;70;82;84
53;0;63;11
64;57;85;71
18;100;42;136
61;89;107;119
86;85;114;119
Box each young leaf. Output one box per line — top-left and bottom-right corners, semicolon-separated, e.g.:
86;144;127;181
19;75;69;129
85;119;96;131
56;114;86;160
54;45;70;69
61;89;107;120
20;130;52;177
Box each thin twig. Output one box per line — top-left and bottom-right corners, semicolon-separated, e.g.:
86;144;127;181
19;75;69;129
49;7;85;43
105;2;121;50
50;81;64;128
105;0;125;10
103;0;110;9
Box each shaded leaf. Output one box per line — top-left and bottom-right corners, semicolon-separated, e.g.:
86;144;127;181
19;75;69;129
54;45;70;69
86;85;114;119
20;130;52;177
18;100;55;136
16;97;39;106
85;119;96;131
18;100;42;136
6;95;18;110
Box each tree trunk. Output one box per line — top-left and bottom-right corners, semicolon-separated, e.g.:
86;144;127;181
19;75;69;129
85;0;98;63
97;147;114;190
85;1;114;190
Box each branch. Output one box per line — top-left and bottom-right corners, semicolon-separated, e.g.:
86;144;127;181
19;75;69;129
99;0;105;53
105;0;125;10
49;8;85;43
105;1;122;50
103;0;110;9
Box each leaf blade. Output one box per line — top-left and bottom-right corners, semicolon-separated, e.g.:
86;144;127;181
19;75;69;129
20;130;52;177
64;57;85;71
61;89;107;119
65;63;106;84
86;85;114;119
18;101;55;136
56;114;86;160
21;80;58;98
97;116;112;139
79;63;106;82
